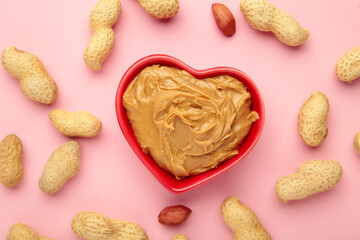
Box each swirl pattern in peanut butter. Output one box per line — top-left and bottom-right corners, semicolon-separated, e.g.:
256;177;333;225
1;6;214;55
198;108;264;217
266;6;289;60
123;65;259;179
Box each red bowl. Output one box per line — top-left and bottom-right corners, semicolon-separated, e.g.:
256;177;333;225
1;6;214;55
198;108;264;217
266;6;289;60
115;54;265;193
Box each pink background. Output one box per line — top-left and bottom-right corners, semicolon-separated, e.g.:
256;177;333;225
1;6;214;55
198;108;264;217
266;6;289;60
0;0;359;239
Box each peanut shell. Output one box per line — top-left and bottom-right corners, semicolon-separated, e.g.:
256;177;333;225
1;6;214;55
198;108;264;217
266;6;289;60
336;45;360;83
49;109;102;137
1;46;58;104
138;0;179;19
171;234;189;240
72;211;148;240
0;134;23;187
221;196;272;240
298;91;329;147
275;159;343;203
354;132;360;155
7;223;53;240
240;0;309;46
84;0;121;71
39;141;81;194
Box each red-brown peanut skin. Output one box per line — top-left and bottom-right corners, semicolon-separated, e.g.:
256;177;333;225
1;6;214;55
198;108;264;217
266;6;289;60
158;205;192;225
212;3;236;36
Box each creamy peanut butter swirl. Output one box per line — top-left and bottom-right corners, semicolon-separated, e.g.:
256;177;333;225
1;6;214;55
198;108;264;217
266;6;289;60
123;65;259;179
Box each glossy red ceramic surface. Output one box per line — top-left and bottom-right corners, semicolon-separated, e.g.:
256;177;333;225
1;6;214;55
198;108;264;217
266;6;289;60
115;54;265;193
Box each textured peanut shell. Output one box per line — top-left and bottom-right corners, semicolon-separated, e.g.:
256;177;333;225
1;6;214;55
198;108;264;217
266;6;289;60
221;196;272;240
1;46;58;104
7;223;53;240
39;141;81;194
354;132;360;155
72;211;148;240
275;159;343;203
49;109;102;137
298;91;329;147
138;0;179;19
335;45;360;82
84;0;121;71
0;134;23;187
171;234;189;240
240;0;309;46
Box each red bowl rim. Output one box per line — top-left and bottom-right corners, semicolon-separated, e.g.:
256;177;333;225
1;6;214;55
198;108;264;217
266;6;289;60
115;54;265;193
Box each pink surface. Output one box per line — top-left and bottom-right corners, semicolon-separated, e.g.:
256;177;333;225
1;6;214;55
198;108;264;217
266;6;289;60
0;0;359;239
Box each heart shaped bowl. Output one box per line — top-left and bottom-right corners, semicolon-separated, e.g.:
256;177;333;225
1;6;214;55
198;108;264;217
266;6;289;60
115;54;265;193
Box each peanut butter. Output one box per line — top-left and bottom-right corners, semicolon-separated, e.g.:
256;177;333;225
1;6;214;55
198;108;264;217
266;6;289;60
123;65;259;179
